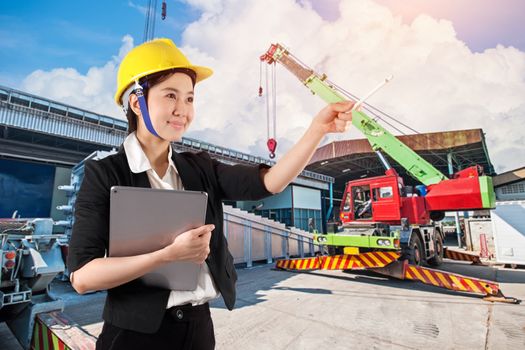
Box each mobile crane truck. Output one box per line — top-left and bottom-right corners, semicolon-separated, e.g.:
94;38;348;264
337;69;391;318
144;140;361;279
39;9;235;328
260;43;518;304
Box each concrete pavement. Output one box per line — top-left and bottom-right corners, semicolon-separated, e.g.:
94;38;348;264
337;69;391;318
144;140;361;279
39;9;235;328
211;261;525;349
1;259;524;349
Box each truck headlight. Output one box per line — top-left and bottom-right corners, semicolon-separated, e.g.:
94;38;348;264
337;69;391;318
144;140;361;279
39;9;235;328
377;239;391;246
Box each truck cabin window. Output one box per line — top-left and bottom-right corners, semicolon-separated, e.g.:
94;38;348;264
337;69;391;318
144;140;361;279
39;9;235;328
352;185;372;219
343;192;351;212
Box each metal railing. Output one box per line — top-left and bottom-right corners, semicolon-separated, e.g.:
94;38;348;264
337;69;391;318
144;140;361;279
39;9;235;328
223;205;318;267
0;84;334;185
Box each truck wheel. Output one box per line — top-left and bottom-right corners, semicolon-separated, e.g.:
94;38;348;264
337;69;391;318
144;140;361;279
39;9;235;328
328;246;343;255
430;211;445;221
428;233;444;267
404;234;424;266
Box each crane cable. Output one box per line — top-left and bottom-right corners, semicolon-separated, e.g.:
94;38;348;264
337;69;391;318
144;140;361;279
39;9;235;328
282;50;479;171
261;49;481;172
259;61;278;159
143;0;164;43
143;0;152;43
327;78;479;171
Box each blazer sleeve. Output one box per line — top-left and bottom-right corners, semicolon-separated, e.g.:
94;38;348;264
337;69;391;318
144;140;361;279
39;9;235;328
67;160;111;273
210;155;273;201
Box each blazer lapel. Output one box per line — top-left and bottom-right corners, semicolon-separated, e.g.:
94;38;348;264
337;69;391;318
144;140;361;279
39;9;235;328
172;149;202;191
133;171;151;188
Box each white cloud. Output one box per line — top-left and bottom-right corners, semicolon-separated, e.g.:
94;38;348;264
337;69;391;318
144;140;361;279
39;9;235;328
21;35;134;118
182;0;224;14
179;0;525;172
21;0;525;173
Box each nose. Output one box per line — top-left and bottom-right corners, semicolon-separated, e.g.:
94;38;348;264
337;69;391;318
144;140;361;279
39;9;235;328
173;98;187;117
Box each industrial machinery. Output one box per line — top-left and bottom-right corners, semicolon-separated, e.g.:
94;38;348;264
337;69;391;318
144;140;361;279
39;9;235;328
260;43;517;303
0;2;170;348
0;218;66;349
0;155;114;350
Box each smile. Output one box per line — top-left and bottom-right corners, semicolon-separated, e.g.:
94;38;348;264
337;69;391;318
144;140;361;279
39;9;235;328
168;121;185;130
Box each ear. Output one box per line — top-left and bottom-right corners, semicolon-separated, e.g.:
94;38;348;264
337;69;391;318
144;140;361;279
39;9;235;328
128;94;141;117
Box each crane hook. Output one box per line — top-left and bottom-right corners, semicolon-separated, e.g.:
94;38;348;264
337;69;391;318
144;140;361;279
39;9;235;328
267;138;277;159
161;1;167;20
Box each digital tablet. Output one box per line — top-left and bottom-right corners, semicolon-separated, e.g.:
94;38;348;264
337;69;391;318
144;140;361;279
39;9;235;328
109;186;208;291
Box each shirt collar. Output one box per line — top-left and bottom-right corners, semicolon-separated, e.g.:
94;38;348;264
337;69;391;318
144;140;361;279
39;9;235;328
123;132;177;174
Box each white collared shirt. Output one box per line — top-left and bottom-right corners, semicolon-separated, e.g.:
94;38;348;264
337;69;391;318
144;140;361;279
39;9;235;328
123;132;220;308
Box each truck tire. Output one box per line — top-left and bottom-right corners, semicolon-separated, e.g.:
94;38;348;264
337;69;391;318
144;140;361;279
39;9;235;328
430;211;445;222
328;246;343;255
428;233;444;267
404;233;424;266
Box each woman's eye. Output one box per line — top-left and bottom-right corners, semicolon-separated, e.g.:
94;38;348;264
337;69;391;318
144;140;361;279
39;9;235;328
187;97;194;103
167;93;176;99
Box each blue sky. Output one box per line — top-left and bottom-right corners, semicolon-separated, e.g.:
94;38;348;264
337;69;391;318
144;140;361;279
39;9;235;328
2;0;524;88
0;0;200;86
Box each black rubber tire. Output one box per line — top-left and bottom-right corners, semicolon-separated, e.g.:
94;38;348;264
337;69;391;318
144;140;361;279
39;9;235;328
430;211;445;222
327;246;343;256
404;233;424;266
428;232;444;267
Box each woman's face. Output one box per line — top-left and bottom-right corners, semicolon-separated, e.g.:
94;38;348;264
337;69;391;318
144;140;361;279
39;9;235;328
142;72;195;141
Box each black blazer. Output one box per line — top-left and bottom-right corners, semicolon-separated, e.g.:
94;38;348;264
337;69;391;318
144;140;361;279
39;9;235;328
67;146;271;333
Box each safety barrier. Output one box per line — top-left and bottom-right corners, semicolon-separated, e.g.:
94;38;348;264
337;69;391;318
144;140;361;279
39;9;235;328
275;252;401;271
275;253;520;303
31;311;96;350
404;263;499;296
444;247;482;264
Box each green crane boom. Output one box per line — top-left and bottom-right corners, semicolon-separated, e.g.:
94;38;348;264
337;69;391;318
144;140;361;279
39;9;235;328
262;44;447;186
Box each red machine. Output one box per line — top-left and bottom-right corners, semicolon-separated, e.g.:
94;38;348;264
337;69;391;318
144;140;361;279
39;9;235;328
261;43;496;267
261;43;519;304
340;165;492;227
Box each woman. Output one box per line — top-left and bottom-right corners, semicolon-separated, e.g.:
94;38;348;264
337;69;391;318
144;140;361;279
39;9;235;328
67;38;354;350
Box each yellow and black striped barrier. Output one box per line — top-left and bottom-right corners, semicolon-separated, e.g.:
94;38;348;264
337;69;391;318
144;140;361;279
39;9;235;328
275;256;321;270
404;263;498;296
444;247;482;264
275;253;520;303
384;260;519;303
275;252;401;271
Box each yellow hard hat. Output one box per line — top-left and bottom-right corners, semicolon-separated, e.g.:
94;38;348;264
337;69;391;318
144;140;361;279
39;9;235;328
114;38;213;106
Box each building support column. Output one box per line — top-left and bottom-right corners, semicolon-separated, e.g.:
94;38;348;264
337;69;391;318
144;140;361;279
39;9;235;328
448;152;462;247
326;182;334;223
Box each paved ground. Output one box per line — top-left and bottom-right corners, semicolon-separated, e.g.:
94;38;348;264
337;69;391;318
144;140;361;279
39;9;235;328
2;259;525;349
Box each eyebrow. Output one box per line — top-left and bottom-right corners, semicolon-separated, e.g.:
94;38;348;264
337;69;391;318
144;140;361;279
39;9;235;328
161;87;194;95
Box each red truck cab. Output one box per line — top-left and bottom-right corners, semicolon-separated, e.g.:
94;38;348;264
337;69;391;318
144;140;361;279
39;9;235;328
340;169;430;226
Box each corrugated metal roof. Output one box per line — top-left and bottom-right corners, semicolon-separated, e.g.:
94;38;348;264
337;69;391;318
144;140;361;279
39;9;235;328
310;129;485;163
493;167;525;187
306;128;495;200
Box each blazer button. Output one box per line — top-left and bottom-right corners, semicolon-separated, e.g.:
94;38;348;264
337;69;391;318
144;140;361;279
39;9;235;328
176;309;183;320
